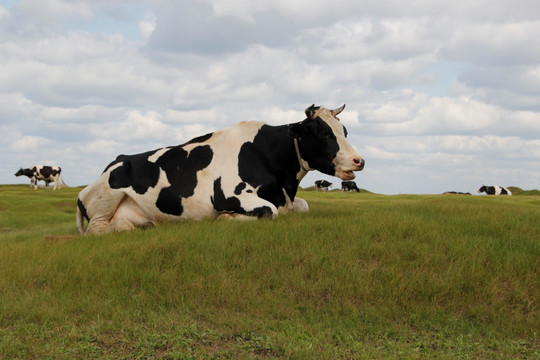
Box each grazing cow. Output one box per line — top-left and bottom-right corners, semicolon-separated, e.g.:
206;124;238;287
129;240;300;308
77;104;365;234
315;180;332;192
15;166;63;190
341;180;360;192
443;191;471;195
477;185;512;196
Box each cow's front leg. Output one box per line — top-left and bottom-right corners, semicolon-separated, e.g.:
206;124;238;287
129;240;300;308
214;193;278;219
211;178;278;219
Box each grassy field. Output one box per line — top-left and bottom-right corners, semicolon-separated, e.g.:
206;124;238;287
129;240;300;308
0;184;538;359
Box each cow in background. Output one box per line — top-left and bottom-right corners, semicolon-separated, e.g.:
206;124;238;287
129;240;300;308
15;166;64;190
315;180;332;192
341;180;360;192
477;185;512;196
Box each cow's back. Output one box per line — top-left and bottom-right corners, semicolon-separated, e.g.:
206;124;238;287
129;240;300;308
79;121;267;225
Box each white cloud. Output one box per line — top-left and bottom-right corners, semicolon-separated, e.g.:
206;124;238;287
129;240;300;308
139;12;156;41
1;0;539;192
445;21;540;66
90;110;170;142
11;135;51;151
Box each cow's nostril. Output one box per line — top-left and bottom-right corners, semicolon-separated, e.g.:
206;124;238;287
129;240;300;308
353;158;361;164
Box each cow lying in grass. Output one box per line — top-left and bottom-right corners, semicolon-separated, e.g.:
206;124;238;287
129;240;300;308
477;185;512;196
77;105;365;234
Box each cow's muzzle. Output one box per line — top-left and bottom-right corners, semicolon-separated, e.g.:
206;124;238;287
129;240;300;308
339;159;365;180
354;158;365;171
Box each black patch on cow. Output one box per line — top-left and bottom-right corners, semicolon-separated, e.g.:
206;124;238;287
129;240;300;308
38;166;60;177
500;187;508;195
234;182;246;195
238;125;301;209
155;145;213;215
182;132;213;146
482;186;495;195
159;146;213;197
106;145;213;216
212;177;242;212
77;198;90;221
155;186;183;216
212;177;273;218
108;150;161;194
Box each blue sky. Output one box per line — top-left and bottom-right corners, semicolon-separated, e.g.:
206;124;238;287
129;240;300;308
1;0;539;194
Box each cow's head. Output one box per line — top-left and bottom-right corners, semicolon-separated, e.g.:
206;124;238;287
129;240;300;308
14;168;23;176
289;104;364;180
478;185;487;194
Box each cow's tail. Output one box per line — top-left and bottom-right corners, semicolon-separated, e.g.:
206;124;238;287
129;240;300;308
76;198;88;235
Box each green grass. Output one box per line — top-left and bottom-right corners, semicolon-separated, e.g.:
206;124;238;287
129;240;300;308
0;185;538;359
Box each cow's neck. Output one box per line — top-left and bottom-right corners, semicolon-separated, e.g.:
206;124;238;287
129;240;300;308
260;123;310;197
293;138;312;174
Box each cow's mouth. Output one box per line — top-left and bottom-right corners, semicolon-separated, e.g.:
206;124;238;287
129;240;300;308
340;170;356;180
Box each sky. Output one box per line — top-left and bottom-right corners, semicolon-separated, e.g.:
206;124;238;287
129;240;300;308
1;0;539;194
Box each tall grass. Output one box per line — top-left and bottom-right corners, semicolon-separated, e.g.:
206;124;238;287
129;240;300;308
0;185;538;358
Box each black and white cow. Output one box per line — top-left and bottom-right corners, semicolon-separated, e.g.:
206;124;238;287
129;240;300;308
477;185;512;196
15;166;63;190
77;104;365;234
341;180;360;192
315;180;332;192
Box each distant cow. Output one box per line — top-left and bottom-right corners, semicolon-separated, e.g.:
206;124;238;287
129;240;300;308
341;180;360;192
477;185;512;196
77;104;365;234
443;191;471;195
15;166;63;190
315;180;332;192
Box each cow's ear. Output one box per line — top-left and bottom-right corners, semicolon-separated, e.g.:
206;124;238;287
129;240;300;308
289;123;306;139
305;104;316;118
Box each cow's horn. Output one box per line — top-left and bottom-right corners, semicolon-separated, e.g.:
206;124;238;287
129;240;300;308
331;104;346;117
305;104;316;118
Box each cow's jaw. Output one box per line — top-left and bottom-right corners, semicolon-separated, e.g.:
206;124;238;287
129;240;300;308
334;145;364;180
339;169;356;180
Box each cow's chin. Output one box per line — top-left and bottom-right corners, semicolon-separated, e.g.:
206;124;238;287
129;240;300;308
338;169;356;180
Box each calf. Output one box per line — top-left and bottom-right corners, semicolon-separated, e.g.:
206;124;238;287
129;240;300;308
477;185;512;196
77;104;365;234
341;180;360;192
315;180;332;192
15;166;63;190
